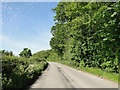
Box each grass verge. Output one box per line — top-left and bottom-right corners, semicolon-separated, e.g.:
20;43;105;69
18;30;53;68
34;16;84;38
78;67;118;83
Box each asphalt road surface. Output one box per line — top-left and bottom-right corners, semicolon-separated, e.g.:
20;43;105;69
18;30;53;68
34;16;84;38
30;62;118;88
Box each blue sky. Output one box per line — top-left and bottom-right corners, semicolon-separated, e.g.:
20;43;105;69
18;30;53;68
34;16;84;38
1;2;58;55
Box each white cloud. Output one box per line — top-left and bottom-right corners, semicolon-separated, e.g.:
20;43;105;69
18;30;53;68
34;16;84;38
1;34;51;56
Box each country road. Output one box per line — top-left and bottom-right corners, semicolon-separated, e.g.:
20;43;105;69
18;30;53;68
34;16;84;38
30;62;118;88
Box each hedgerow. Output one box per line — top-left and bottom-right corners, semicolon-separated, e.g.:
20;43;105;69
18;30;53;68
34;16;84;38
2;54;48;89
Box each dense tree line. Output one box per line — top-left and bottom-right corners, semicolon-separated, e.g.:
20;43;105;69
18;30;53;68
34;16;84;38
49;2;120;73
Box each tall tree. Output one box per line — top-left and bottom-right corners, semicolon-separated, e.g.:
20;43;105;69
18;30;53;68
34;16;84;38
50;2;120;73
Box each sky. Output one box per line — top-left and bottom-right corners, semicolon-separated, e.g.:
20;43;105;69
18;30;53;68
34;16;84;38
1;2;58;56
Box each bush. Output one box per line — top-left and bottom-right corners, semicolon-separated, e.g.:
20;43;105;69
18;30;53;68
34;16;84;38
2;55;48;89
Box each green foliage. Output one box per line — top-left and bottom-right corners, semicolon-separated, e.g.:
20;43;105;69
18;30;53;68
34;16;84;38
19;48;32;58
50;2;119;76
32;49;51;59
0;74;1;89
47;49;60;62
0;50;13;56
2;53;48;89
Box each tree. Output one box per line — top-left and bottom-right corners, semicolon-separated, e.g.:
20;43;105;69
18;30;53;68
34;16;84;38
50;2;119;73
19;48;32;58
1;50;5;54
9;51;13;56
0;50;13;56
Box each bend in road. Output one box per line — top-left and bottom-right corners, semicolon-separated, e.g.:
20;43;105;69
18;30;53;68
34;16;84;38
30;62;118;88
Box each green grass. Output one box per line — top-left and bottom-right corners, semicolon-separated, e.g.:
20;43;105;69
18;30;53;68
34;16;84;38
78;67;118;83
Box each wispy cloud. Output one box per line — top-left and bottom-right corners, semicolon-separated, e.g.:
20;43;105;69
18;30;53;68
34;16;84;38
1;2;56;56
1;34;51;56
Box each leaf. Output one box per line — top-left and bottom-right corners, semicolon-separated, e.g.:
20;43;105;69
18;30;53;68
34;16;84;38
103;38;108;41
94;43;99;46
111;12;117;17
109;38;115;42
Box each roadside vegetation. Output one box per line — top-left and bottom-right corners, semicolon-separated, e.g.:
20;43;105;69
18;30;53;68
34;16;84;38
1;49;48;89
46;2;120;83
32;49;52;60
1;2;120;89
